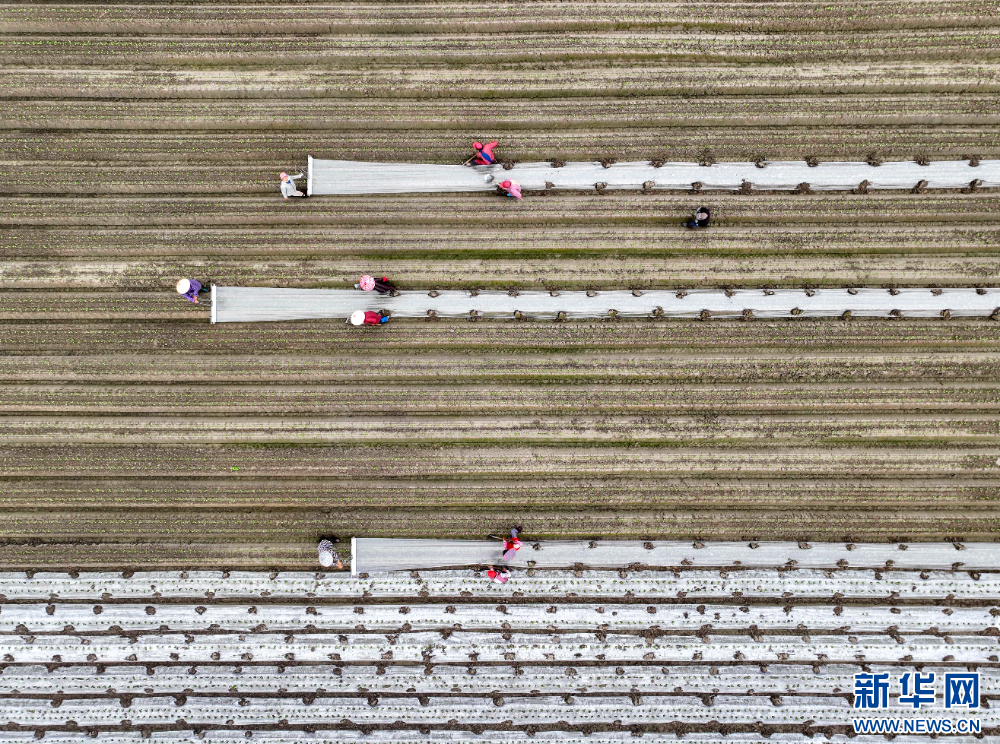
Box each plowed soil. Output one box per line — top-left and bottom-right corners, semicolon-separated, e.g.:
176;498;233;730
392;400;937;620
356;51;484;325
2;0;1000;567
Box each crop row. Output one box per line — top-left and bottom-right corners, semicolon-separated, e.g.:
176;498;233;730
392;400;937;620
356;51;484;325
1;443;996;478
0;631;993;665
6;603;995;634
5;324;1000;355
5;664;995;697
2;0;996;35
5;95;1000;131
9;693;996;729
1;477;996;510
3;30;998;67
7;566;996;600
6;225;1000;260
0;735;916;744
0;504;995;544
4;194;1000;228
4;381;1000;415
6;412;1000;445
2;130;996;167
7;64;1000;100
6;256;1000;289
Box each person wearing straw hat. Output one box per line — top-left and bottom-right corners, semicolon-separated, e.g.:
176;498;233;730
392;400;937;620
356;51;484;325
350;310;389;326
176;278;208;304
355;275;398;295
280;171;306;200
499;179;522;200
318;537;343;569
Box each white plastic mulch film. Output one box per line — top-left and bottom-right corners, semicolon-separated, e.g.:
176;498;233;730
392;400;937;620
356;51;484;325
306;157;997;195
211;287;1000;324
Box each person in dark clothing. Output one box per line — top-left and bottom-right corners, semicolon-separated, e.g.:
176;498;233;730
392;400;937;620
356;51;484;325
356;275;399;295
373;276;397;295
685;207;711;229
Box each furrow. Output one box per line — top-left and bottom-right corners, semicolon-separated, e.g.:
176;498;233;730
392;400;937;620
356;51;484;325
4;382;1000;415
3;413;1000;445
0;130;997;168
4;226;1000;260
3;31;998;67
5;194;1000;228
4;350;1000;382
2;568;996;601
2;663;996;696
1;479;998;510
6;64;1000;99
0;631;994;665
6;257;1000;290
4;95;1000;130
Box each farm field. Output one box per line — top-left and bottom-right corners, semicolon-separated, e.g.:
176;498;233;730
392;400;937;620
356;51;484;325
0;558;994;740
2;0;1000;568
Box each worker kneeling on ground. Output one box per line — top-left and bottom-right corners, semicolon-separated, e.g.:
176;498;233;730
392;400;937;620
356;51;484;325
685;206;711;229
176;278;209;304
486;565;511;585
318;537;343;569
467;140;498;165
350;310;389;325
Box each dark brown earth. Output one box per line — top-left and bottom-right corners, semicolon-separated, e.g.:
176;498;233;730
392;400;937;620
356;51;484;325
2;0;1000;567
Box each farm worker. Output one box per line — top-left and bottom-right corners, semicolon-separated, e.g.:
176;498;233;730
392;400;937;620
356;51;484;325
471;140;498;165
176;278;208;304
373;276;397;294
318;538;343;569
350;310;389;325
685;206;711;229
489;525;524;561
500;180;522;200
486;565;511;584
280;171;306;199
355;275;398;295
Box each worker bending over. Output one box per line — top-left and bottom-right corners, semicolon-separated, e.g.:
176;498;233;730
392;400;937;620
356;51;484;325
350;310;389;325
500;179;522;200
467;140;498;166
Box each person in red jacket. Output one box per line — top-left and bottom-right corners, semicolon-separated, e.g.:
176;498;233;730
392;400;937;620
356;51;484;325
486;565;511;584
350;310;389;325
470;140;498;165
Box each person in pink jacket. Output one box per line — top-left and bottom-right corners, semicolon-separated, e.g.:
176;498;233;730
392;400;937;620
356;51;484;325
471;140;498;165
500;179;522;200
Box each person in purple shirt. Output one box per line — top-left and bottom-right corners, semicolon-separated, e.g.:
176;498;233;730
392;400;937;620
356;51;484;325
176;278;208;304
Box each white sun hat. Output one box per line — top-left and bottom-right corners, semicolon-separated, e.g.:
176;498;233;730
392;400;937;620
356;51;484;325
175;279;191;294
318;538;336;567
350;310;366;326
